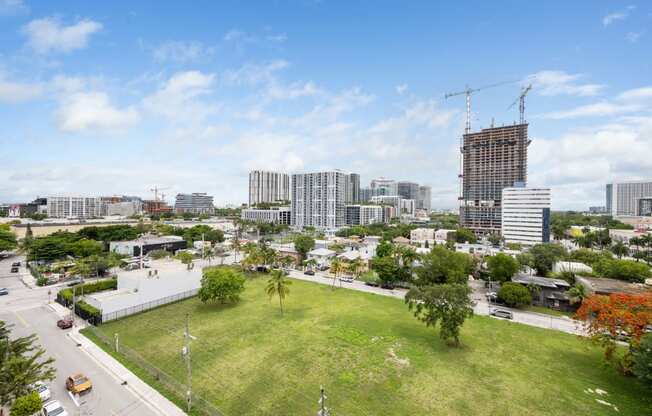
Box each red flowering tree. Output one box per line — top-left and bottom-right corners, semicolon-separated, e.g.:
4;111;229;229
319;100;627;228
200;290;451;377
575;292;652;369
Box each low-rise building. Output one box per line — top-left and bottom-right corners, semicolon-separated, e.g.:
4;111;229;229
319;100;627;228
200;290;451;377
410;228;435;246
435;229;456;244
512;274;572;311
576;276;652;296
307;248;336;266
241;206;291;224
609;228;652;244
107;201;143;217
109;236;186;257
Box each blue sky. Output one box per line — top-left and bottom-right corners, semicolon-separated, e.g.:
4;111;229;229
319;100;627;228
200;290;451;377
1;0;651;209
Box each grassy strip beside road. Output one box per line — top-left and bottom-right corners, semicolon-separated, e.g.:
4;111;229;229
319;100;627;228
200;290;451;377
89;277;652;415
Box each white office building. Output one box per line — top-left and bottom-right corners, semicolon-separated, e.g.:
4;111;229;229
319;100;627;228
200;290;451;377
175;193;214;215
370;195;416;218
46;196;104;219
241;206;291;224
501;187;551;246
107;201;143;217
370;178;398;196
249;170;290;206
606;180;652;217
291;171;353;229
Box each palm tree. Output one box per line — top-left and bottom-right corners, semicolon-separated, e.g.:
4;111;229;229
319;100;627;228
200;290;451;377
280;255;295;269
203;246;215;265
348;257;365;280
213;245;227;265
266;269;292;315
610;241;629;259
70;260;92;283
329;257;345;289
567;284;587;305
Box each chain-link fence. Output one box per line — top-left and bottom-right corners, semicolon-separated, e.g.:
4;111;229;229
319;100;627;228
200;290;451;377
86;326;225;416
101;289;199;322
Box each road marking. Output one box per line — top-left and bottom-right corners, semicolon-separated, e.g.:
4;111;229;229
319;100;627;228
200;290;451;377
13;310;30;328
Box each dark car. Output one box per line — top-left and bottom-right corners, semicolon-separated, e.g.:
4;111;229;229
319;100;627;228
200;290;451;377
57;318;73;329
10;267;19;273
66;279;82;287
304;270;315;276
490;308;514;320
0;288;8;296
11;262;20;267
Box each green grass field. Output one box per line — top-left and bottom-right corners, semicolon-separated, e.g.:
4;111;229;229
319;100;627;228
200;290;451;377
90;275;651;415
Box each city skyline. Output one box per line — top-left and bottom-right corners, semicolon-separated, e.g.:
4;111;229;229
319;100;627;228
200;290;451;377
1;1;651;209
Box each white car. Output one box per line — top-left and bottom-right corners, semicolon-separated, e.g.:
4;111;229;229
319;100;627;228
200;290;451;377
34;381;51;402
42;400;68;416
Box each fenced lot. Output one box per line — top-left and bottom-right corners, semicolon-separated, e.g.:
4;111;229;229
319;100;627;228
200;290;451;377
89;276;652;415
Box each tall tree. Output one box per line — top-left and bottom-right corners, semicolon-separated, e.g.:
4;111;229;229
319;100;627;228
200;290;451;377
0;321;55;414
293;234;315;261
0;228;18;252
329;257;345;289
266;269;292;315
486;253;520;283
405;284;474;347
529;243;567;276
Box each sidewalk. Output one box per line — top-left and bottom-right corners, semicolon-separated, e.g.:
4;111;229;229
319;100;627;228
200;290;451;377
68;328;187;416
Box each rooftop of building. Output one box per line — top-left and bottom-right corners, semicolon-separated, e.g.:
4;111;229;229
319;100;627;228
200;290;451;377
111;235;184;245
513;274;570;289
576;276;651;295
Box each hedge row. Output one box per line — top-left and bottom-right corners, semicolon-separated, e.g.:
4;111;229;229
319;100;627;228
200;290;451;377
76;300;102;325
57;279;117;306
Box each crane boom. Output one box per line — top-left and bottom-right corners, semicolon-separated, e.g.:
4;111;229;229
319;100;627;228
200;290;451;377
508;84;533;124
444;80;515;134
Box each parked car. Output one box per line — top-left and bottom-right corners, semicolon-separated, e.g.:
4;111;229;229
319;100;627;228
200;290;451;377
57;318;73;329
340;277;354;283
33;381;51;402
66;278;83;287
11;262;21;267
42;400;68;416
10;267;19;273
65;373;92;394
304;270;315;276
490;308;513;320
485;292;498;301
0;288;8;296
318;265;329;271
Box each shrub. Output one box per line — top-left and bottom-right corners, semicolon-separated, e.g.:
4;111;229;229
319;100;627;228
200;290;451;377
57;279;117;305
10;392;42;416
36;276;49;286
498;282;532;308
632;333;652;389
147;249;169;260
199;267;246;304
594;258;651;283
486;253;519;283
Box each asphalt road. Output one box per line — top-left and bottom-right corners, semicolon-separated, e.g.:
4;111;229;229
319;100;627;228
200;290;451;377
0;255;158;416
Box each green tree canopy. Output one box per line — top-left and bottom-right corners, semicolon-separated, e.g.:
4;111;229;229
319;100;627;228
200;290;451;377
10;392;42;416
405;283;474;346
454;228;477;244
529;243;567;276
293;234;315;261
0;228;18;252
632;333;652;389
498;283;532;307
198;267;246;304
415;245;472;285
594;258;651;283
487;253;520;283
0;321;55;411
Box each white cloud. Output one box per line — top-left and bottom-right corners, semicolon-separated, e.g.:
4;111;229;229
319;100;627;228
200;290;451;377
0;75;42;102
526;70;605;96
0;0;28;15
396;84;408;95
540;101;641;119
530;117;652;208
625;31;643;43
22;17;102;54
143;70;218;121
266;81;321;100
223;60;289;86
56;91;139;132
617;86;652;101
602;5;635;26
266;33;287;43
152;41;214;63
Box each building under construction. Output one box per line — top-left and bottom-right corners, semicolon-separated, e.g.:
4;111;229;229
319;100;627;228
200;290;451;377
459;123;529;235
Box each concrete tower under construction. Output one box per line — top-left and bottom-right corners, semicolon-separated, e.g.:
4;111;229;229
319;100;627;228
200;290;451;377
459;123;529;235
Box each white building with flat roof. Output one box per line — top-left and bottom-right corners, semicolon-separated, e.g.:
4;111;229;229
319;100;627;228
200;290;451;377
606;180;652;217
249;170;290;206
501;187;551;246
47;196;104;218
241;206;291;224
291;170;353;229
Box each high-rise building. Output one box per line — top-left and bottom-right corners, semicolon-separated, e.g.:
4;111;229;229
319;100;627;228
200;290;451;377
248;170;290;206
370;195;416;218
359;187;373;202
501;186;551;246
460;123;529;235
348;173;361;203
397;181;419;201
241;206;291;224
606;181;652;216
291;171;353;229
370;177;398;196
175;193;214;215
47;196;104;218
417;185;432;212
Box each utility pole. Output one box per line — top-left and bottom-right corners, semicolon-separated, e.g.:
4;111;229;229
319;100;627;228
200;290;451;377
317;385;329;416
184;313;192;412
201;233;205;261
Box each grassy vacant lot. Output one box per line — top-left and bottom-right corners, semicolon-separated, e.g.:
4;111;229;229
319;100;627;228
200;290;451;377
92;276;651;415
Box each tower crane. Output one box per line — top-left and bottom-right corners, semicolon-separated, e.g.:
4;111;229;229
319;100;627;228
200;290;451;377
508;84;533;124
150;186;170;202
444;80;514;134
